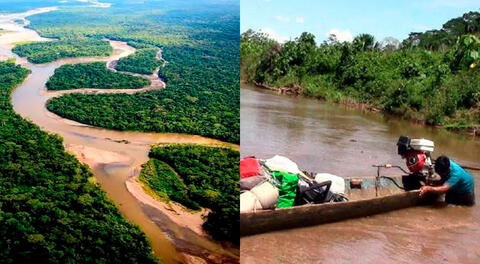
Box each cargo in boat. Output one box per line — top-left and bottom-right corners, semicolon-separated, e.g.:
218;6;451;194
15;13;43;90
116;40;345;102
240;175;426;236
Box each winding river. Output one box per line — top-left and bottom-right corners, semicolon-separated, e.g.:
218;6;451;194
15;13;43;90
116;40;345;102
241;84;480;264
0;8;238;264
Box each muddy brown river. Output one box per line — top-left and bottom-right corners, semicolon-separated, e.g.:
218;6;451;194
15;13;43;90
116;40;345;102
241;84;480;264
0;8;238;264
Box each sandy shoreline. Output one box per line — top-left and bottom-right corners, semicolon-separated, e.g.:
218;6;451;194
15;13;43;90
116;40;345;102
0;7;57;48
67;143;240;264
66;144;133;166
126;172;208;236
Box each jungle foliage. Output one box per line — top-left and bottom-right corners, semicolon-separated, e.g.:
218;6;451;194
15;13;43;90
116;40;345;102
0;61;158;264
241;11;480;131
140;158;199;209
140;144;239;244
115;48;162;75
404;11;480;51
33;2;239;142
12;38;112;64
46;62;150;90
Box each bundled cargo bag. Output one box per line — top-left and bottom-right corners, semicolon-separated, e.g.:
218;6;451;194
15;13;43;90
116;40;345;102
315;173;346;195
265;155;302;175
240;157;262;178
240;191;262;213
250;181;279;210
272;171;299;208
240;175;266;190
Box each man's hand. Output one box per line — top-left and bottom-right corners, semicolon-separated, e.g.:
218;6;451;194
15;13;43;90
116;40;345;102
419;184;450;197
419;186;432;197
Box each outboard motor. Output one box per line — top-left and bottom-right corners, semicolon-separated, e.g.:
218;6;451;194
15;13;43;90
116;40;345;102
397;136;435;191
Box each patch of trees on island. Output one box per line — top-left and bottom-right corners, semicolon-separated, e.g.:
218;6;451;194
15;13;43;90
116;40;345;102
115;48;163;75
12;38;112;64
46;62;150;90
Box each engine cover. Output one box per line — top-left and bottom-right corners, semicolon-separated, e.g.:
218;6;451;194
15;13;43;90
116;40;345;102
405;151;426;173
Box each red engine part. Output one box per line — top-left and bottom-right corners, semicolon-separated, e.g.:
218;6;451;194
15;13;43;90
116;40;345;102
405;151;426;173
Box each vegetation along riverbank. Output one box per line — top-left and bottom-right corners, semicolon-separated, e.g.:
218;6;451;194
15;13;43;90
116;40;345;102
0;60;158;263
241;11;480;136
139;143;239;244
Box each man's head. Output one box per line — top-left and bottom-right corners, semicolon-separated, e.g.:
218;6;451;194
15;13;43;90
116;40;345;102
435;155;451;179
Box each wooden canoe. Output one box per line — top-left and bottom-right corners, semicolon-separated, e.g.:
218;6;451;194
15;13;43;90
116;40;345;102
240;176;426;236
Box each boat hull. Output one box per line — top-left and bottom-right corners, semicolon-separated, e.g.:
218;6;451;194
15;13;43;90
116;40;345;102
240;190;422;236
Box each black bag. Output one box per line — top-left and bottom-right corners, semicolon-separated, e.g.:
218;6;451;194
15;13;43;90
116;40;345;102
323;191;349;203
295;179;332;205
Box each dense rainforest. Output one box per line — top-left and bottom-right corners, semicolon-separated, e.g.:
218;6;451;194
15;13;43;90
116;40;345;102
115;48;162;75
241;11;480;132
0;61;158;263
139;144;239;244
26;0;239;143
12;38;112;64
21;0;240;143
46;62;150;90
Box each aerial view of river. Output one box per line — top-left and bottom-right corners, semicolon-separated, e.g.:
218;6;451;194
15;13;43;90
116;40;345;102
241;84;480;264
0;8;237;264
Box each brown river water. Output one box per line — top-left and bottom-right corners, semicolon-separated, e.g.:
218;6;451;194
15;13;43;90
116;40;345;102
240;84;480;264
0;8;238;264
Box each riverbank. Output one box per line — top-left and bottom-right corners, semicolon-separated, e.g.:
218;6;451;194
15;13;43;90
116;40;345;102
242;80;479;138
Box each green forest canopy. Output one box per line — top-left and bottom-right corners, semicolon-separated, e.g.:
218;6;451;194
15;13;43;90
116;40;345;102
404;11;480;51
46;62;150;90
140;144;239;244
30;1;239;143
12;38;112;64
115;48;163;75
241;11;480;131
0;61;158;264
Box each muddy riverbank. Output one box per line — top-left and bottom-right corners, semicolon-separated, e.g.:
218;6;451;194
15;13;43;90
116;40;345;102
242;80;479;137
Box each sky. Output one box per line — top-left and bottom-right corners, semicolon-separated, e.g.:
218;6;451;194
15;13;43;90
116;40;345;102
241;0;480;43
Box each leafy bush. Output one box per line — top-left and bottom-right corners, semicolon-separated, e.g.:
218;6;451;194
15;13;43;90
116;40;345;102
139;158;200;210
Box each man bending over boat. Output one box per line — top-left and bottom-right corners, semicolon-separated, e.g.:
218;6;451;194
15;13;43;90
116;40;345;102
419;156;475;206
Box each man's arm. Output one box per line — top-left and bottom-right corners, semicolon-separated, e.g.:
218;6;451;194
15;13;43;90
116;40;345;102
419;184;451;197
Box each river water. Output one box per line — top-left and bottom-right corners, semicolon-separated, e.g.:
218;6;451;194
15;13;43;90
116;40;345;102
0;8;238;264
240;84;480;264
